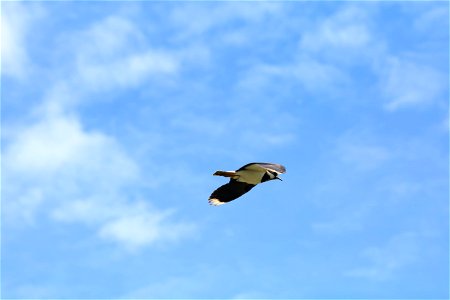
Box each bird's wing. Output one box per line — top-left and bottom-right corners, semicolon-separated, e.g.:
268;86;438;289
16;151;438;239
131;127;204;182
208;180;256;206
237;162;286;174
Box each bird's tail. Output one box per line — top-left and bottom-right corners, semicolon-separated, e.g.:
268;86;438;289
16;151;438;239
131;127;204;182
213;170;237;178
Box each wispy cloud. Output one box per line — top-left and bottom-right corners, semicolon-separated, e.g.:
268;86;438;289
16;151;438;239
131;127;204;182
126;267;219;299
1;2;43;79
298;3;447;112
98;211;189;252
311;202;374;234
413;4;449;35
335;131;391;171
3;104;194;250
237;57;349;98
67;16;180;93
381;57;447;111
345;231;421;281
300;6;373;54
4;110;135;179
169;2;283;41
77;49;178;90
234;5;376;103
3;107;136;223
3;11;196;250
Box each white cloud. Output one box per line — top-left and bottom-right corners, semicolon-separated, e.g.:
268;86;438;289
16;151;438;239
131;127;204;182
69;16;179;92
300;6;371;52
51;197;112;225
9;283;59;300
237;56;348;99
52;198;195;252
338;143;390;171
381;58;447;111
126;268;219;299
99;204;195;252
75;16;140;58
3;105;194;250
3;108;137;219
1;2;43;78
3;8;198;251
345;232;421;280
334;130;391;171
4;112;128;176
292;56;350;93
413;5;449;34
75;49;179;91
237;130;296;150
232;291;266;299
170;2;283;40
296;4;447;113
99;213;165;250
233;7;367;100
299;5;378;68
311;205;369;234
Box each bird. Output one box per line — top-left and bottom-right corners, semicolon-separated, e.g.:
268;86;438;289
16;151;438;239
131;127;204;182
208;162;286;206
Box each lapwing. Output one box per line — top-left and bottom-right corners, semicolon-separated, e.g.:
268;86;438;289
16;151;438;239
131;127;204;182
208;162;286;206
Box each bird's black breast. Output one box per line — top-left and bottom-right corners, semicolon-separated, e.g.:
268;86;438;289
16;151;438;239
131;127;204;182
209;179;256;203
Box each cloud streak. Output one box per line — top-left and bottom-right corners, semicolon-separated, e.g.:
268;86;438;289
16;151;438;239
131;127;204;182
1;2;43;79
345;232;421;281
3;104;194;250
2;11;196;250
381;57;447;111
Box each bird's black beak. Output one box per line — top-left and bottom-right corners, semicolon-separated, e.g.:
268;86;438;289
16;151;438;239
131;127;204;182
276;177;282;181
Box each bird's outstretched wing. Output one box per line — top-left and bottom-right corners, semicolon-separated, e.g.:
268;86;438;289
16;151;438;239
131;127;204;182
208;179;256;206
237;162;286;174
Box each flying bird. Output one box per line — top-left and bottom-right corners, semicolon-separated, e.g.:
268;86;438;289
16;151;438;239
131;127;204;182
208;162;286;206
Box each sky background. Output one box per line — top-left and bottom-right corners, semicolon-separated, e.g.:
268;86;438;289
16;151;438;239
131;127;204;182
2;1;449;299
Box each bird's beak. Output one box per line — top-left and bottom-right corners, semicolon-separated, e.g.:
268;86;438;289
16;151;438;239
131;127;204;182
276;177;282;181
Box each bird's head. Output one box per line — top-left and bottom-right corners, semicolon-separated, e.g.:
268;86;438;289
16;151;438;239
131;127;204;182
262;171;282;182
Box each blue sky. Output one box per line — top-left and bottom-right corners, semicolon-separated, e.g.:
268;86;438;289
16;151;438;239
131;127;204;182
2;1;449;299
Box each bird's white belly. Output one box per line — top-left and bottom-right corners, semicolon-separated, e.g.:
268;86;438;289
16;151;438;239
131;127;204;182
235;170;264;185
